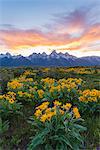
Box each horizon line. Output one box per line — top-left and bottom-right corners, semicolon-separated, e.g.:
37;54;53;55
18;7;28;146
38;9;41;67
0;50;100;58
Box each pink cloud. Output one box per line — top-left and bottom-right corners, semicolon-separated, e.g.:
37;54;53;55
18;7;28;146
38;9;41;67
0;8;100;53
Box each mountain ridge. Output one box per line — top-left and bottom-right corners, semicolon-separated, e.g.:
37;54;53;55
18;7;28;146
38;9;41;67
0;50;100;67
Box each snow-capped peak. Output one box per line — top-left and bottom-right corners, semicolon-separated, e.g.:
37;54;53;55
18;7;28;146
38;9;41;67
0;52;12;58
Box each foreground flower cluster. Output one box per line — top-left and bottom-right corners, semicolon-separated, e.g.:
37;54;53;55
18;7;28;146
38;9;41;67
0;91;16;104
79;89;100;102
34;101;80;122
0;70;99;116
28;101;85;150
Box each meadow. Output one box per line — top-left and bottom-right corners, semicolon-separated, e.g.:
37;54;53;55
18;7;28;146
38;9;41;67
0;66;100;150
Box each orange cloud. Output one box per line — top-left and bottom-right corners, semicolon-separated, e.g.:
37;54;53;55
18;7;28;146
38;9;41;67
0;23;100;52
0;9;100;55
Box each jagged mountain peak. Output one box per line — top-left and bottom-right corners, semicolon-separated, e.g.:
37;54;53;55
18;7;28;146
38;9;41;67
13;54;23;59
49;50;60;59
0;50;100;67
51;50;57;54
41;52;47;56
0;52;12;58
6;52;11;56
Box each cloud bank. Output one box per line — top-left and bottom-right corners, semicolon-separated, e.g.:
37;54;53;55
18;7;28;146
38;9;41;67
0;6;100;56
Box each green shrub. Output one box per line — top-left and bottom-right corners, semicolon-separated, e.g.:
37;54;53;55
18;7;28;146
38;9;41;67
28;103;86;150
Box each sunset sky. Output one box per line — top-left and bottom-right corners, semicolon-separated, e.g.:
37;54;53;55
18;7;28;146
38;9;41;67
0;0;100;57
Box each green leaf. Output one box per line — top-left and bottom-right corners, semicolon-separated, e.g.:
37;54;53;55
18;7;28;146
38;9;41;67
28;133;44;150
45;144;53;150
56;142;66;150
74;124;87;131
28;129;49;150
55;135;72;149
71;131;83;142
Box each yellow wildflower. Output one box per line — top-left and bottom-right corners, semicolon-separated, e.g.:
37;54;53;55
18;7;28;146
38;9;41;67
0;95;4;99
9;99;15;104
45;108;51;113
46;112;55;121
37;89;44;98
26;78;33;82
79;96;86;102
88;97;97;102
34;109;42;118
83;89;90;96
40;114;47;122
62;103;72;110
8;80;23;89
23;71;31;76
36;102;49;110
60;109;64;115
54;100;61;106
73;107;80;119
18;91;24;97
7;91;16;96
90;89;98;97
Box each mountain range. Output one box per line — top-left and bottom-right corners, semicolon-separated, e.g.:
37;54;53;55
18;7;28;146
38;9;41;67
0;50;100;67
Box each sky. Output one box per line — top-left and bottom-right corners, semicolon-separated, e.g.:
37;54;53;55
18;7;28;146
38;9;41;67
0;0;100;57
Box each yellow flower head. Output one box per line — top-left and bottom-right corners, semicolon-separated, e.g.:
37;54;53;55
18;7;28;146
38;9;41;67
37;89;44;98
59;109;64;115
40;114;47;122
34;109;42;118
80;89;99;103
45;108;51;113
90;89;98;97
7;91;16;96
46;112;55;120
62;103;72;110
18;91;24;97
4;91;16;102
23;71;31;76
54;100;61;106
36;102;49;110
26;78;33;82
83;89;90;96
73;107;80;119
9;99;15;104
79;96;86;102
0;95;4;99
8;80;23;89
